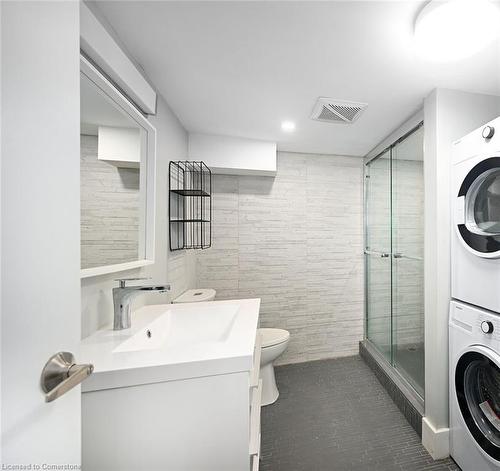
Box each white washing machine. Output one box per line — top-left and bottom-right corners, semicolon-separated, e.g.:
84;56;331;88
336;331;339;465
450;300;500;470
452;116;500;313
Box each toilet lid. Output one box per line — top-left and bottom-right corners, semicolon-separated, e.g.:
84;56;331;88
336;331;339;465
259;328;290;348
173;289;216;303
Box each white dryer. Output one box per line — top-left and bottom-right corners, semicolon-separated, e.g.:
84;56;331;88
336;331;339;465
450;300;500;470
452;116;500;313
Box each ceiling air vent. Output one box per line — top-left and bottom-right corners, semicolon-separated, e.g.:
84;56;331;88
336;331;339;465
311;98;367;124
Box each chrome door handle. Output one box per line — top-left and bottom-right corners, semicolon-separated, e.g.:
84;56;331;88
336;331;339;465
393;253;423;261
41;352;93;403
364;250;390;258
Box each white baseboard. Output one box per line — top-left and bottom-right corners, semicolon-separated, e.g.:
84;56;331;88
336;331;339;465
422;416;450;459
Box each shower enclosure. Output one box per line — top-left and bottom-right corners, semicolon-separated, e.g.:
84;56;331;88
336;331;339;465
364;123;424;400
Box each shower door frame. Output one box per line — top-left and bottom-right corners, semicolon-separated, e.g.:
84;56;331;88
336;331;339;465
363;120;425;410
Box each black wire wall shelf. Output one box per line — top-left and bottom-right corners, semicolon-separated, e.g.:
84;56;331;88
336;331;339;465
170;189;210;197
169;161;212;251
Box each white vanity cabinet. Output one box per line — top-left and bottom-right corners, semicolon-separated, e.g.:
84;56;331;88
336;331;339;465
249;334;263;471
80;300;262;471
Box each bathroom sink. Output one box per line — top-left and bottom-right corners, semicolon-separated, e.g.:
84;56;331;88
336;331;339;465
113;304;238;353
112;314;169;353
79;298;260;392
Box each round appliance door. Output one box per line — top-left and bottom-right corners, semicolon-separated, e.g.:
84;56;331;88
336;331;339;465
455;346;500;461
457;157;500;258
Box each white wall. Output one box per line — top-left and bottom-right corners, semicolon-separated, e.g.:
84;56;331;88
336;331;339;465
80;2;156;115
423;88;500;458
79;3;198;336
81;95;196;337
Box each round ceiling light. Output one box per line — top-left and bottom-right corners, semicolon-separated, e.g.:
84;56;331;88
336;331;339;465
414;0;500;61
281;121;296;132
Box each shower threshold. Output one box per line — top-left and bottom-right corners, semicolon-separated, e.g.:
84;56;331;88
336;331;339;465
359;339;424;436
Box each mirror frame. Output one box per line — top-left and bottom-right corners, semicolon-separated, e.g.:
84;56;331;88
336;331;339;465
80;55;156;278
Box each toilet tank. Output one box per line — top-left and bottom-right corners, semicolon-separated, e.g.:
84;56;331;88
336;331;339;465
172;288;216;303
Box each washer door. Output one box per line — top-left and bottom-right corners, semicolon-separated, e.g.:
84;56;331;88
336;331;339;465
456;157;500;258
456;346;500;461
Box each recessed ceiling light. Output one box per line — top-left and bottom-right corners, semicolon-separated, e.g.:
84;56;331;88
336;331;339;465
281;121;296;132
414;0;500;62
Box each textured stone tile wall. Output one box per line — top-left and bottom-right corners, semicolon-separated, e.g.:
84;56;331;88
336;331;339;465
168;250;197;300
80;134;140;268
196;152;364;364
392;159;424;347
365;155;392;356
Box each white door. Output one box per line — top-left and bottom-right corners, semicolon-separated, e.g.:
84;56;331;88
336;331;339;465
2;1;83;467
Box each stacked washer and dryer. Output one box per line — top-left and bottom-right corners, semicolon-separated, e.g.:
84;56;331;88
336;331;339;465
450;116;500;470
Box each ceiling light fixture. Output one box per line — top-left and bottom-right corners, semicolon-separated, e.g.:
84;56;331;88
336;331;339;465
414;0;500;62
281;121;296;132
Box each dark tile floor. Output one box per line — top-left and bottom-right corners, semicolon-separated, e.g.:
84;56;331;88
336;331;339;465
260;356;459;471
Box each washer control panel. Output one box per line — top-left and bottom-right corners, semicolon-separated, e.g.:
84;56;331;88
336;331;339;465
473;316;499;343
452;302;500;344
481;320;494;334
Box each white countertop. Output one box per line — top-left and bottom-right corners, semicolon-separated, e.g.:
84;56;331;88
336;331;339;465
80;298;260;392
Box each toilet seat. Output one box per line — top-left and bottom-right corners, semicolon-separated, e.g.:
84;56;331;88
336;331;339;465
259;328;290;348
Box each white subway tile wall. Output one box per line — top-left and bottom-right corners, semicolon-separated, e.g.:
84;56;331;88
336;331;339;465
196;152;364;364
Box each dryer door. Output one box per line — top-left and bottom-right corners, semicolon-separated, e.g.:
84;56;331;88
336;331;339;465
456;345;500;461
456;157;500;258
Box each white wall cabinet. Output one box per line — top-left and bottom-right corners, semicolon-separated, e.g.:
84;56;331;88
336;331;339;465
97;126;141;168
189;133;277;176
82;335;262;471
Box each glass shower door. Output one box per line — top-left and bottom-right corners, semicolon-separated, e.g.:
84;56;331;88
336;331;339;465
365;123;425;399
365;151;392;361
392;126;425;397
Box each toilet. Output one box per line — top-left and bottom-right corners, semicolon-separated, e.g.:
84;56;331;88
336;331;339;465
258;328;290;406
173;289;290;406
172;288;216;303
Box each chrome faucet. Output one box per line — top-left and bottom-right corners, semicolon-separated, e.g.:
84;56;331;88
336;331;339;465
113;278;171;330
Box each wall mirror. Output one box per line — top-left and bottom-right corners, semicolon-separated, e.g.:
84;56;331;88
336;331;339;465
80;56;156;278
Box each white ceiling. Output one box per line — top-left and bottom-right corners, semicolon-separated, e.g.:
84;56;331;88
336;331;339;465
94;0;500;157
